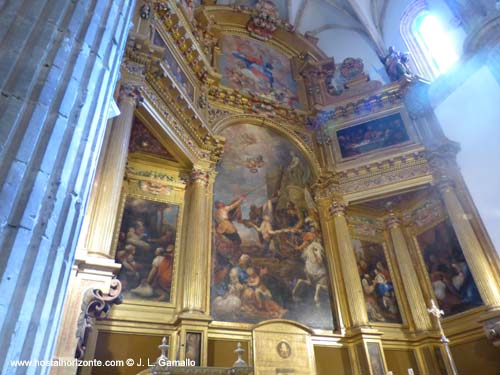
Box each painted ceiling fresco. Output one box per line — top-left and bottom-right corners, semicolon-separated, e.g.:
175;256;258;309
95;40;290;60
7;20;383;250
211;123;335;329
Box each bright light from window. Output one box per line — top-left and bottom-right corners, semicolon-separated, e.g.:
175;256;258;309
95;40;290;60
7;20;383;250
417;13;459;74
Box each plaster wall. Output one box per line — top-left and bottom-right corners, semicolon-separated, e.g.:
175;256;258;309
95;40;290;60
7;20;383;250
435;66;500;253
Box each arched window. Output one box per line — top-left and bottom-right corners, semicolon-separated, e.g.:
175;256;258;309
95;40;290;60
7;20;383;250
401;0;461;80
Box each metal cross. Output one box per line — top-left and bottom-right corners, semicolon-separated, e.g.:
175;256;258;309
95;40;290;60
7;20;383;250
427;299;445;334
427;299;458;375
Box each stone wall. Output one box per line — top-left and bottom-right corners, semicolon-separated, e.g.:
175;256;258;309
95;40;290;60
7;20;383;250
0;1;135;373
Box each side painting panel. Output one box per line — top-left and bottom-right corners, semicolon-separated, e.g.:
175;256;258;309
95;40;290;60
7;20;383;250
114;197;179;302
417;219;482;315
217;35;300;108
211;124;334;329
353;239;402;323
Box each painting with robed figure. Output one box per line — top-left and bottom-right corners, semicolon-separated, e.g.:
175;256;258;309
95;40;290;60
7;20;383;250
114;196;179;303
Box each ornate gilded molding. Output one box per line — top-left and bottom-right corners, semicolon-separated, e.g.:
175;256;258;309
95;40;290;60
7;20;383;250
189;167;211;186
322;80;409;124
426;141;461;189
126;166;185;185
207;104;233;126
384;212;401;229
328;198;347;217
401;197;445;228
315;151;431;199
141;85;212;162
347;215;385;237
245;0;293;40
207;86;307;128
119;83;144;105
75;280;122;360
153;2;213;81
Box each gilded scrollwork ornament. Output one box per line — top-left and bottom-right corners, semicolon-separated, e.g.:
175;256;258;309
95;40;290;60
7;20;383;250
75;279;123;360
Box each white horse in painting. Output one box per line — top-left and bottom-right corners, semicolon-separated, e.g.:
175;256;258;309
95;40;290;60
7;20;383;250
292;241;329;307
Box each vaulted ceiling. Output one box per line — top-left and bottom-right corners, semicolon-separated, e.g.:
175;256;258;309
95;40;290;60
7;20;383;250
216;0;414;54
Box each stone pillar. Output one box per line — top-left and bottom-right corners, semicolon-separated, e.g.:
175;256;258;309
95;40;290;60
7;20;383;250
0;1;135;373
51;82;144;374
386;214;433;331
429;144;500;309
84;83;143;258
180;167;211;314
329;199;369;328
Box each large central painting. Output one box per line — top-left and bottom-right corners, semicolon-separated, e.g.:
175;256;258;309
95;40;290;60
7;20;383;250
211;124;334;329
217;35;300;108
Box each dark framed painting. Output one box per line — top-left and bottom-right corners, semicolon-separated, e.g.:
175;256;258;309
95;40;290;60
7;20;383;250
114;196;179;302
336;112;410;158
185;332;202;366
210;123;335;330
417;219;482;315
152;30;195;100
352;239;402;323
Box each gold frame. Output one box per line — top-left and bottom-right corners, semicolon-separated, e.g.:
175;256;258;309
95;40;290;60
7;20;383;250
350;233;408;328
110;163;186;312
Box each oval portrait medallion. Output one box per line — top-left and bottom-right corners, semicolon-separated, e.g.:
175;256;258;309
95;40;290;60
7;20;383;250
277;341;292;359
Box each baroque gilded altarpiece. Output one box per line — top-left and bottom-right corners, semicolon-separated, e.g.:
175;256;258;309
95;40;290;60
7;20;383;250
53;1;500;375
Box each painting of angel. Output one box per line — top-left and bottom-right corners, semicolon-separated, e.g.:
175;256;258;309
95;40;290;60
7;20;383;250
353;239;402;323
217;35;300;108
417;220;482;315
114;197;179;302
210;124;334;329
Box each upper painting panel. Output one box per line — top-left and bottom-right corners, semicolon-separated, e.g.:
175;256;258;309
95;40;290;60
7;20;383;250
217;35;300;108
336;113;410;159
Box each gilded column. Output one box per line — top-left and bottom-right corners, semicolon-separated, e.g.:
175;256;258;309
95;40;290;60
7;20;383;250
330;199;369;327
84;84;143;258
386;213;433;331
181;167;211;313
439;183;500;307
429;144;500;308
316;197;347;331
